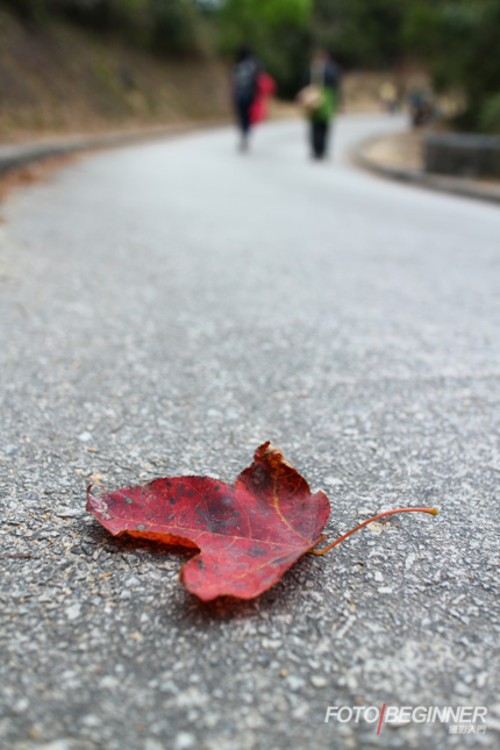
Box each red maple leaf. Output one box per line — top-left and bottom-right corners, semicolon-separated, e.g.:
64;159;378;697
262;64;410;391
86;442;330;601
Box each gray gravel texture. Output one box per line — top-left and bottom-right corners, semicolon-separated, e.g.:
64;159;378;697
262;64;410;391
1;115;499;750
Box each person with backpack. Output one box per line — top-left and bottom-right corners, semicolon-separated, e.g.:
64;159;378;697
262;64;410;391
231;46;260;152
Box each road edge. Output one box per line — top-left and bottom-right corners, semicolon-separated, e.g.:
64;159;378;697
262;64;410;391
0;119;229;179
352;133;500;206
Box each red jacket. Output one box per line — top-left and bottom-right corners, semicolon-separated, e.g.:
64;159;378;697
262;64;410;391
249;73;276;124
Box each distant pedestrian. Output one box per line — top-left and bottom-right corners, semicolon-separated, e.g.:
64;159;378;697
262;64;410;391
299;50;341;160
231;46;260;152
408;87;435;128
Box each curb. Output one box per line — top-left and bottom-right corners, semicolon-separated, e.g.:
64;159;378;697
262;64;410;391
353;134;500;207
0;119;228;179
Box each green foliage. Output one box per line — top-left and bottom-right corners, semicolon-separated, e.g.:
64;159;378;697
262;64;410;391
480;94;500;133
312;0;406;67
149;1;203;57
217;0;313;96
3;0;48;23
217;0;416;95
255;0;312;28
310;0;500;131
4;0;499;131
4;0;209;58
405;0;500;132
220;0;312;32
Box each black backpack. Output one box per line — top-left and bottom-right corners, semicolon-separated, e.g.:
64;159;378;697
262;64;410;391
233;58;258;101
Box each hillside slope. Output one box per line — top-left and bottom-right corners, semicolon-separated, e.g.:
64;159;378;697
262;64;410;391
0;10;229;140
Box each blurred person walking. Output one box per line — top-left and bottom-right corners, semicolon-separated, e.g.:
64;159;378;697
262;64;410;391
231;46;260;152
299;49;341;160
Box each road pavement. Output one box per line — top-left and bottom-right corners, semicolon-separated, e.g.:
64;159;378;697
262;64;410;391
1;114;499;750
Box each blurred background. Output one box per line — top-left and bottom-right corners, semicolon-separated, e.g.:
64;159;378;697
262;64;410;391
1;0;499;140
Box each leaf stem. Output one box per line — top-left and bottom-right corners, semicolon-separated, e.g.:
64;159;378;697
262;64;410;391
310;507;439;556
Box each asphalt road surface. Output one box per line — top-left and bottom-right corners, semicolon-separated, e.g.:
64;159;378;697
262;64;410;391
1;115;499;750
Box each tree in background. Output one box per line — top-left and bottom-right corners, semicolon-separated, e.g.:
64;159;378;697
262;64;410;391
148;0;206;56
3;0;209;57
404;0;500;132
219;0;500;132
311;0;406;68
217;0;313;97
4;0;499;132
217;0;411;96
